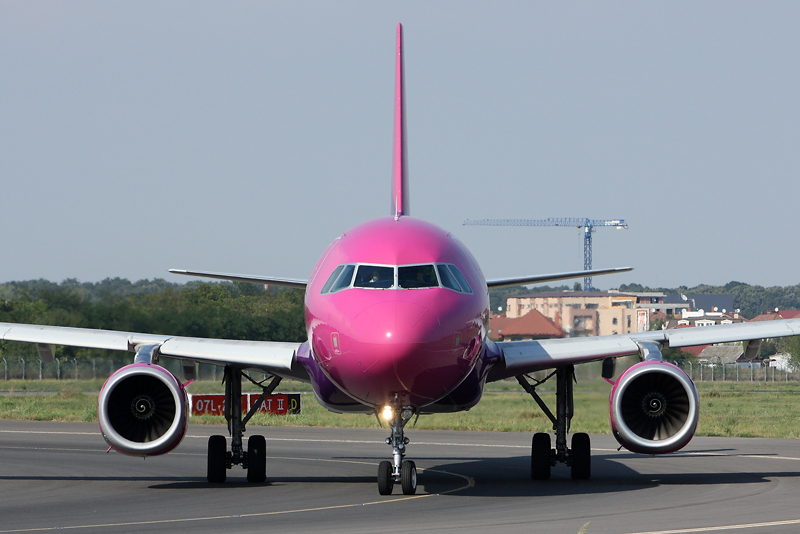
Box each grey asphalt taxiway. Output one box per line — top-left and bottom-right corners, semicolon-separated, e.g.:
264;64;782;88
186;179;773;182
2;421;800;534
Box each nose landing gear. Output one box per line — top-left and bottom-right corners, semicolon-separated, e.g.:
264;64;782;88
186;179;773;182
377;402;417;495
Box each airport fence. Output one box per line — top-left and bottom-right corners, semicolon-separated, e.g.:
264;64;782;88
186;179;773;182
676;361;797;383
0;355;795;383
0;357;226;382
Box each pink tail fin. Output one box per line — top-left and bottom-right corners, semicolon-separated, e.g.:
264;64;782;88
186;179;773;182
392;23;409;219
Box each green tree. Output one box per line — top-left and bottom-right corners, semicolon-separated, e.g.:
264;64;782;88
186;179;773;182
782;337;800;369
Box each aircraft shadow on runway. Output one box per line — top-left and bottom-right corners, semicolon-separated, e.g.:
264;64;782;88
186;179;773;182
148;476;378;489
408;454;800;497
3;452;796;496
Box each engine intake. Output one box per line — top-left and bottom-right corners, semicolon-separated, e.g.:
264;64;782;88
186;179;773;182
610;361;698;455
98;363;188;456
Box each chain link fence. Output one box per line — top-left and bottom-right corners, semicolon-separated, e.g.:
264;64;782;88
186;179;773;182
1;355;795;384
0;357;224;382
676;361;796;382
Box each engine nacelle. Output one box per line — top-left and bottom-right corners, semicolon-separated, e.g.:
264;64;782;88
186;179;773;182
610;361;698;455
98;363;188;456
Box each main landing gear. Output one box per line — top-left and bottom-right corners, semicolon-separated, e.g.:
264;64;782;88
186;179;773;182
517;364;591;481
377;400;417;495
207;366;282;484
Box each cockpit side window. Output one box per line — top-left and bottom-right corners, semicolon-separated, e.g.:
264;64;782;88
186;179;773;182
329;264;355;293
447;265;473;294
321;265;345;294
437;264;461;291
354;265;394;289
398;264;439;289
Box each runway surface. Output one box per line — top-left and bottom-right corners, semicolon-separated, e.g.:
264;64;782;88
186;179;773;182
2;420;800;534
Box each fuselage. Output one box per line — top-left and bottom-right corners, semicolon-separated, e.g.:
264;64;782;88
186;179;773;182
303;216;490;410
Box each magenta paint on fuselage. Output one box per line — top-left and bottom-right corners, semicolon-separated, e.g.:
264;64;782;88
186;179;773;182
302;216;491;410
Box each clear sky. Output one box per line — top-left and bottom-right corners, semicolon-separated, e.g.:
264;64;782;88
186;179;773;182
2;2;798;289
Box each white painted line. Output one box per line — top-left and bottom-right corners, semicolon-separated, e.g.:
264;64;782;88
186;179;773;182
0;455;473;533
0;430;98;436
621;518;800;534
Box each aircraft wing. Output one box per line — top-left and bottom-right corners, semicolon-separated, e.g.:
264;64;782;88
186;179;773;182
0;322;307;380
489;318;800;381
169;269;308;289
486;267;632;289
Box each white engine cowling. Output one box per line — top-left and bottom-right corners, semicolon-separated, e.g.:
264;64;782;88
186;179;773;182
98;363;188;456
610;361;699;455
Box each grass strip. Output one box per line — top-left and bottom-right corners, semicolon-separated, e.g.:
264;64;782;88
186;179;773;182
2;379;800;438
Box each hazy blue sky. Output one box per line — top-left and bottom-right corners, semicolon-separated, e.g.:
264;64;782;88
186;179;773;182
2;2;798;289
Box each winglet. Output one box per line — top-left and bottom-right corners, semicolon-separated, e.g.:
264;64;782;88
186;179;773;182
392;23;409;219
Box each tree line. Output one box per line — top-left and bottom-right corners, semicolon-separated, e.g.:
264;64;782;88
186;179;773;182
3;277;799;371
0;279;306;367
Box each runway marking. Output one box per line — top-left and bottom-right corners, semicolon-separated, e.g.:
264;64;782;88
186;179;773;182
266;455;475;494
6;430;800;461
0;455;474;533
0;430;476;533
0;497;428;533
7;430;800;461
622;518;800;533
0;430;98;435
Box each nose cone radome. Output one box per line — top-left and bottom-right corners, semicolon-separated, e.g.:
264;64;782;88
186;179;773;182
318;300;473;407
352;301;440;345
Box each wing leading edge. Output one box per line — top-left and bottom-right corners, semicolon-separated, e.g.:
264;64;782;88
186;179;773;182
169;269;307;289
0;322;307;381
486;267;632;289
489;318;800;381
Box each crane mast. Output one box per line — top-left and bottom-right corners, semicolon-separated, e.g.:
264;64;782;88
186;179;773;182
463;218;628;291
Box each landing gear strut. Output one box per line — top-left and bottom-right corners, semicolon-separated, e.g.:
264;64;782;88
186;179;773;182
207;365;281;483
377;399;417;495
517;364;591;480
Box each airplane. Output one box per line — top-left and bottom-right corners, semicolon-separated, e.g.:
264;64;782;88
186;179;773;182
2;24;800;496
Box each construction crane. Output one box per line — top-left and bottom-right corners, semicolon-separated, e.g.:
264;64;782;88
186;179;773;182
463;218;628;291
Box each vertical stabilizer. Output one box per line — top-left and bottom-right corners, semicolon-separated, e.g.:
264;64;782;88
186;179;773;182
392;23;409;219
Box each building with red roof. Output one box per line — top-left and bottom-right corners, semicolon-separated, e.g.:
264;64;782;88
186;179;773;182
488;310;565;342
751;310;800;322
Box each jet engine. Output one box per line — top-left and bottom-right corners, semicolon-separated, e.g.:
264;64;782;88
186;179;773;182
609;361;698;455
98;363;188;456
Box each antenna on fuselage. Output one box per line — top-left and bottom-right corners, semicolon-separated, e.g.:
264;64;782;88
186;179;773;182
392;23;409;220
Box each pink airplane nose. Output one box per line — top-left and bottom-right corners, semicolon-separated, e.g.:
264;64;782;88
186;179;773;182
350;300;441;345
323;299;468;406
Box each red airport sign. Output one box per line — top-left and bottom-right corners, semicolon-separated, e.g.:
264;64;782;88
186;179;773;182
189;393;301;417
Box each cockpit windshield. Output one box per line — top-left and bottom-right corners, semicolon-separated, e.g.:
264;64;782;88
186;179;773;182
398;265;438;289
354;265;394;289
320;263;472;294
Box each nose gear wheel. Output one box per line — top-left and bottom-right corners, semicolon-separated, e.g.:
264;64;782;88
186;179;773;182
377;399;418;495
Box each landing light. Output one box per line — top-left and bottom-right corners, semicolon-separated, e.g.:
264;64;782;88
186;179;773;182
381;405;393;420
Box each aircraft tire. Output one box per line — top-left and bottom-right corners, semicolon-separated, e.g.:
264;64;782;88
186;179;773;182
207;435;227;483
531;432;551;480
377;460;394;495
571;433;591;480
401;460;417;495
247;435;267;483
